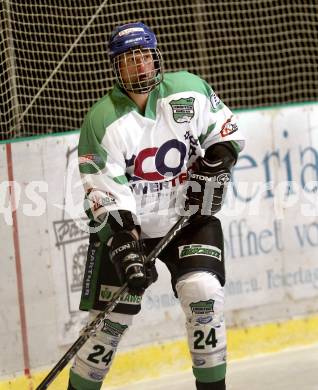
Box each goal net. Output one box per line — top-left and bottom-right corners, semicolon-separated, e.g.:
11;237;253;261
1;0;317;141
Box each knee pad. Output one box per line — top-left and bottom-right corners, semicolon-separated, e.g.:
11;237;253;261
70;310;133;389
176;272;227;383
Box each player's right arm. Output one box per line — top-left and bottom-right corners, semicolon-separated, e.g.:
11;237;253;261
78;108;153;291
78;109;137;230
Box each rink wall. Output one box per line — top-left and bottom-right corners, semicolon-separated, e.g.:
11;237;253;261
1;102;318;389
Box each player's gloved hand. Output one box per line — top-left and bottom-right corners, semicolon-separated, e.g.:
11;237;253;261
186;156;231;216
110;231;157;294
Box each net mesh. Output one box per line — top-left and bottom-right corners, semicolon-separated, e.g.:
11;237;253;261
1;0;318;140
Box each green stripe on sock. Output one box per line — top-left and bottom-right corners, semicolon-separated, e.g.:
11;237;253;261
70;370;103;390
193;363;226;383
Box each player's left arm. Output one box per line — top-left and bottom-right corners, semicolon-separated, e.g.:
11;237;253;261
186;142;238;216
197;79;245;154
187;82;245;216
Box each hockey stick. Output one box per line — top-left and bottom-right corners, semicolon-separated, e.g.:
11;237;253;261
36;214;190;390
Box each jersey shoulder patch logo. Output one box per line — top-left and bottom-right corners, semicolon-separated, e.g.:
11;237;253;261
220;115;238;137
169;97;195;123
210;92;222;111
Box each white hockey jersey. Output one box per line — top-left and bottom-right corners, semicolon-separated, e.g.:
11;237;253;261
78;71;245;239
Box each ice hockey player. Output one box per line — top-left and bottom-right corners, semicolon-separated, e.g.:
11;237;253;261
67;22;245;390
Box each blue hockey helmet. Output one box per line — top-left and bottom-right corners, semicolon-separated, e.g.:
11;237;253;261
108;22;163;94
108;22;158;60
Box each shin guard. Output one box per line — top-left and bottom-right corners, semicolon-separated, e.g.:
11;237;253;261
176;272;227;385
69;310;133;390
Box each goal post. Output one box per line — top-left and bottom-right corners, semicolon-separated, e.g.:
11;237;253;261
1;0;317;141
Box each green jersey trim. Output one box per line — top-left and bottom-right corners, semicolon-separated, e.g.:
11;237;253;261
199;122;217;145
113;175;129;184
159;71;212;99
230;140;242;154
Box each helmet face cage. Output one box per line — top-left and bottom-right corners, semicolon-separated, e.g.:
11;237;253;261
113;47;163;94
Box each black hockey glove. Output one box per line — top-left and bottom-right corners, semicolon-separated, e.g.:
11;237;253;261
186;142;238;217
186;157;231;217
110;231;157;294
